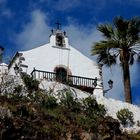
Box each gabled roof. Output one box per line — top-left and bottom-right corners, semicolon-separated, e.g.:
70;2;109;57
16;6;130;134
8;52;23;69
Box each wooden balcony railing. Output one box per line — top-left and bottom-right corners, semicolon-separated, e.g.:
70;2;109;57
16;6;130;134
31;69;100;90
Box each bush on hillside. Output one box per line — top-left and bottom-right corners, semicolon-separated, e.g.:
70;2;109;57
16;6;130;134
116;108;134;127
83;96;106;118
60;89;82;112
42;95;58;109
21;73;39;93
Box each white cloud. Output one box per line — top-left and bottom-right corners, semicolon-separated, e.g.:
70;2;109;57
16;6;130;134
16;10;51;50
63;24;102;57
15;9;138;102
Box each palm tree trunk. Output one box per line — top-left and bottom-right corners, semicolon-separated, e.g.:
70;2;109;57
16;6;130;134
122;61;132;104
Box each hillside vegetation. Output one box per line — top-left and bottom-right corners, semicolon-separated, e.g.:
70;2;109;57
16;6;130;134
0;74;140;140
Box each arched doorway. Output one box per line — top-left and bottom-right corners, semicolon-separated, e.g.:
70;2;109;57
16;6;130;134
55;67;67;83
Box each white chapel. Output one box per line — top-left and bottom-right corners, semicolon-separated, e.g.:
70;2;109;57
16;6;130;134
8;26;103;96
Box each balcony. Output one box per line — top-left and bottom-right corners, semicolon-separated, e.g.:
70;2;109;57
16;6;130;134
31;69;101;93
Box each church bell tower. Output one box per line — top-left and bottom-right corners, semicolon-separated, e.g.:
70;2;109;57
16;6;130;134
49;22;69;49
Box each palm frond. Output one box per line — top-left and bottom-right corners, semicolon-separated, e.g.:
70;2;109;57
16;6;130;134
91;40;119;55
114;16;128;33
96;50;117;66
97;24;113;39
91;42;117;66
91;16;140;67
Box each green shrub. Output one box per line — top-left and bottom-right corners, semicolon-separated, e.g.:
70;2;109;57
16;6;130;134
97;104;107;117
82;96;106;117
83;96;98;110
76;114;97;131
21;73;39;93
60;90;74;108
60;89;81;112
14;85;23;94
42;95;58;109
116;108;134;127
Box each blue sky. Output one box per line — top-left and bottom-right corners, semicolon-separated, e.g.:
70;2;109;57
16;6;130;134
0;0;140;104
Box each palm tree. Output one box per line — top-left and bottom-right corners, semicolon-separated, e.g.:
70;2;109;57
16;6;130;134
91;16;140;104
